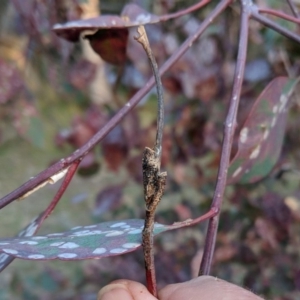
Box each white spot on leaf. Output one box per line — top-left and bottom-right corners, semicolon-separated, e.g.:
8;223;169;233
110;222;127;228
58;253;77;259
48;233;64;237
249;145;261;160
110;248;127;254
239;127;249;144
71;226;82;230
84;225;97;229
122;243;140;249
28;254;45;259
127;229;142;234
263;129;269;141
3;249;18;255
272;105;278;114
135;14;152;24
50;242;65;247
59;242;80;249
105;231;124;237
92;248;107;254
19;241;38;245
232;166;243;178
271;117;277;128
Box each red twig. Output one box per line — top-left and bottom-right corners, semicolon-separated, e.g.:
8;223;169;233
159;0;211;22
259;8;300;24
0;0;232;210
166;207;219;230
199;0;250;275
38;160;80;224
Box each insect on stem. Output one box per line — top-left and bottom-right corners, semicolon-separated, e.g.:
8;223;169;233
135;25;167;297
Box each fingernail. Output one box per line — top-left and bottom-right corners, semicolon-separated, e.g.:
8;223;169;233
98;283;133;300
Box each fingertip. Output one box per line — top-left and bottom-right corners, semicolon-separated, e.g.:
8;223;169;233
98;282;132;300
159;276;264;300
98;280;157;300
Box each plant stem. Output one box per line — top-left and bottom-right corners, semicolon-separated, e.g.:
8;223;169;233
135;25;167;297
159;0;211;22
251;10;300;44
0;0;231;210
199;0;250;275
135;26;164;159
142;148;167;296
259;8;300;24
286;0;300;18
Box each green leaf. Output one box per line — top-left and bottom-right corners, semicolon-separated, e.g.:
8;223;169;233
0;219;169;261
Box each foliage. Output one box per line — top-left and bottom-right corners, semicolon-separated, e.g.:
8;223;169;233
0;0;300;299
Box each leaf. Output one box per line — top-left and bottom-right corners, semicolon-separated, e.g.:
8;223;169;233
0;215;41;271
227;77;298;184
0;219;169;261
52;4;159;42
84;28;129;65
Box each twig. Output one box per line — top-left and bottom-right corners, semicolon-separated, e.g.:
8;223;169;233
159;0;211;22
286;0;300;18
199;0;250;275
135;25;167;297
135;26;164;159
0;0;231;210
251;10;300;44
259;7;300;24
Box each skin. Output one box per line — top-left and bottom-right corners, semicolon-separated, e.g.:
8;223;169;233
97;276;264;300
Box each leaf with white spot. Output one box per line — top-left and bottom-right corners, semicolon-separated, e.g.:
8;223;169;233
227;77;299;184
0;219;171;261
0;215;40;271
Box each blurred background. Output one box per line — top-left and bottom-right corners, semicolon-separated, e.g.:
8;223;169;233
0;0;300;299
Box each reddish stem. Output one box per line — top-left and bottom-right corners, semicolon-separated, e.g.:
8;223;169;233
199;0;250;275
0;0;232;210
159;0;211;22
259;8;300;24
145;266;157;296
38;160;80;225
166;207;219;231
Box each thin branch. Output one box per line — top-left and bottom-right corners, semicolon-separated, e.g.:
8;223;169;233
251;10;300;44
166;207;219;230
159;0;211;22
135;26;164;159
259;7;300;24
0;0;231;209
199;0;250;276
38;160;80;224
286;0;300;18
